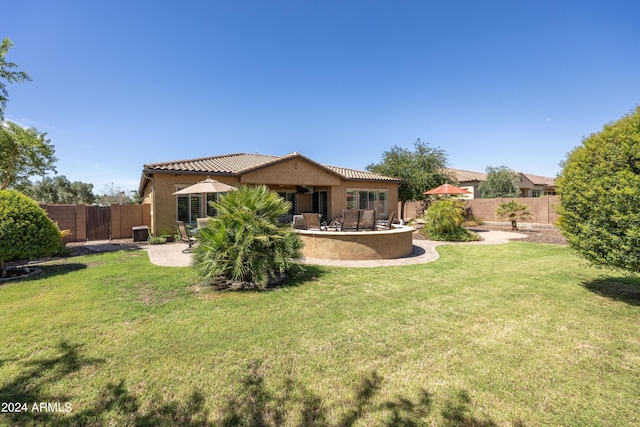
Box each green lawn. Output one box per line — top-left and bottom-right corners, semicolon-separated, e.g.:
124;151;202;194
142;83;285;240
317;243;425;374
0;243;638;426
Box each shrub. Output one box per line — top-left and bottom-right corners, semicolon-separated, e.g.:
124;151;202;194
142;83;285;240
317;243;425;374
0;189;60;275
192;185;303;288
557;106;640;273
421;199;480;241
421;226;481;242
424;199;465;234
148;235;167;245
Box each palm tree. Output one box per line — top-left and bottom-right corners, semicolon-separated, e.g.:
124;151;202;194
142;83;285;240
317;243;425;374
192;185;303;288
495;200;532;230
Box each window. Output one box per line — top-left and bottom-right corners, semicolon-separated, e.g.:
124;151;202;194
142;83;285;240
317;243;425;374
346;189;389;216
206;193;219;217
346;190;357;210
377;191;388;215
277;192;297;215
177;189;229;224
312;191;328;220
358;190;377;210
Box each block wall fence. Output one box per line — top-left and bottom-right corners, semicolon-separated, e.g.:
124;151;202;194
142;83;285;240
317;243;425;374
401;195;560;225
40;204;151;242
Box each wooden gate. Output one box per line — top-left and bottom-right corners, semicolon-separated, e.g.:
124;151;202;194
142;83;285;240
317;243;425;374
87;206;112;240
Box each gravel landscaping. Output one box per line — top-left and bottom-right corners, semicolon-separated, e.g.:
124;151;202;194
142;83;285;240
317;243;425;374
413;223;568;245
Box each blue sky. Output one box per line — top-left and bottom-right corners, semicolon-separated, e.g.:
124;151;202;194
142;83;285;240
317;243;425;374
4;1;639;194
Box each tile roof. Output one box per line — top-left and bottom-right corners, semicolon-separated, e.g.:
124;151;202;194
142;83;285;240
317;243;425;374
143;152;400;182
445;168;487;182
446;168;556;187
521;173;556;187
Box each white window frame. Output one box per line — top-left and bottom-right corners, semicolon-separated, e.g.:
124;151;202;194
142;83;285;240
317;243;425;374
176;187;203;225
346;188;389;216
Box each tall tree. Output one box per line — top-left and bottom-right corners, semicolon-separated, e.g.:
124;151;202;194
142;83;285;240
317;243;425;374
17;175;96;204
0;121;57;189
0;38;32;119
557;106;640;274
366;139;450;219
479;165;521;198
96;182;138;205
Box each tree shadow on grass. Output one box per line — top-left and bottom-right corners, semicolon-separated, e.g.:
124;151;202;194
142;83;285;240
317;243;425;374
582;276;640;306
217;360;509;427
218;362;434;427
2;348;515;426
0;340;104;426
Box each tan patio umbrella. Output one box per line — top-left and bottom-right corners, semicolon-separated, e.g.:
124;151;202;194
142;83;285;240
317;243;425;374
423;183;472;195
172;177;237;195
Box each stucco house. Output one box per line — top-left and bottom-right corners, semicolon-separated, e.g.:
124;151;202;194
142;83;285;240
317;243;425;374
445;168;556;199
139;152;400;235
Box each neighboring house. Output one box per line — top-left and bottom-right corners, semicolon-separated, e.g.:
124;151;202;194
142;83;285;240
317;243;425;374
444;168;486;199
518;173;557;197
139;152;400;235
445;168;556;199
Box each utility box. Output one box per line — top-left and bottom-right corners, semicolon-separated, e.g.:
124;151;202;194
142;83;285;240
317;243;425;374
132;226;149;242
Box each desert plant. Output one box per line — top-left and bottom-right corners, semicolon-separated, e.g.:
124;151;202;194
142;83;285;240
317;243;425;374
422;225;481;242
421;199;480;241
192;185;303;288
424;199;465;234
0;189;60;276
495;200;532;230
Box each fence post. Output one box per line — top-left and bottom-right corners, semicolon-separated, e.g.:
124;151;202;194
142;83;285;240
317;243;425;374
111;204;122;239
75;205;87;241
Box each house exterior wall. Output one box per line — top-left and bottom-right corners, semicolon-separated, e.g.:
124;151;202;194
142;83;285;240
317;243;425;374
241;158;341;186
459;183;480;199
147;173;241;236
143;161;399;232
328;181;399;221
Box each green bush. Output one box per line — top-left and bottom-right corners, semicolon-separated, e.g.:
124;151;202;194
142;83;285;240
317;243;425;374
421;199;480;242
557;106;640;273
0;189;60;274
148;235;167;245
421;226;481;242
424;199;465;234
192;185;303;288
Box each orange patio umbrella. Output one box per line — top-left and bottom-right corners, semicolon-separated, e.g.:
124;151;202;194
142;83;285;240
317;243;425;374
423;183;472;195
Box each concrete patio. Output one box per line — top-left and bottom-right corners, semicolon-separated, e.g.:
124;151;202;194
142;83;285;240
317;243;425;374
90;229;526;268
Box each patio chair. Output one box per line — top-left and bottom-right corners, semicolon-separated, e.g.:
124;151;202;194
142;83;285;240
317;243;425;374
325;217;342;231
176;221;196;253
359;209;376;231
302;213;323;231
292;215;306;230
376;211;397;230
340;209;361;231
